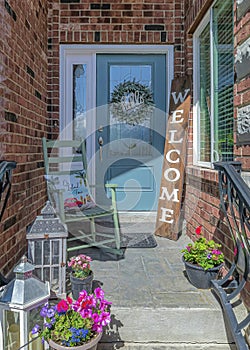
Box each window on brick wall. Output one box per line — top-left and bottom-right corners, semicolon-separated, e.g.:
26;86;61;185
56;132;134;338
193;0;234;167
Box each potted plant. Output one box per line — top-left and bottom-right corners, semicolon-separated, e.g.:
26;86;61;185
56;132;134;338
68;254;93;299
32;287;111;350
181;225;225;289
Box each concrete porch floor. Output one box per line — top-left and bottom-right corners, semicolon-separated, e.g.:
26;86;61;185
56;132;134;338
67;213;238;349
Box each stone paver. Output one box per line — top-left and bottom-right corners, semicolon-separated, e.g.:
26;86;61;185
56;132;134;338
67;219;235;349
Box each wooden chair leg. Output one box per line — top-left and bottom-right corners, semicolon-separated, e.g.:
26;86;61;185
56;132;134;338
113;212;120;250
90;218;96;241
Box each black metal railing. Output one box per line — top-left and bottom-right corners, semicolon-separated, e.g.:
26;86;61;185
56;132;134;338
0;160;16;222
0;160;16;286
212;161;250;349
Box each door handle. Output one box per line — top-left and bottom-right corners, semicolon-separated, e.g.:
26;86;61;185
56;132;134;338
98;137;104;146
98;137;104;161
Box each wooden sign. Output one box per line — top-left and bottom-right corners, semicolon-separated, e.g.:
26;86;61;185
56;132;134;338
155;76;191;240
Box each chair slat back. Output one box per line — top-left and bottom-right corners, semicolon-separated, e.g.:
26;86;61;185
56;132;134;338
42;137;87;176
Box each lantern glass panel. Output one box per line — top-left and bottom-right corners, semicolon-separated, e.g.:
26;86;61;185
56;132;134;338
4;310;20;350
34;241;42;265
35;268;42;280
51;266;59;291
43;240;50;265
44;267;50;282
28;308;44;350
52;240;60;264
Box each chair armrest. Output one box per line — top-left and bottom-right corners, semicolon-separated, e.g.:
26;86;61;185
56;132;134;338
89;184;118;189
105;184;118;210
105;183;118;189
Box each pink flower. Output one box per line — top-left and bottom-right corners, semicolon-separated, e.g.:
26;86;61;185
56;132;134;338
99;311;111;326
212;249;222;255
92;313;101;323
94;287;105;299
92;324;103;333
78;290;88;299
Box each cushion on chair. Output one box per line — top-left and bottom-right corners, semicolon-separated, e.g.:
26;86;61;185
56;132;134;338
45;171;96;213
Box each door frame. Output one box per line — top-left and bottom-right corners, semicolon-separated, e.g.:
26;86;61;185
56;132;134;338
59;44;174;184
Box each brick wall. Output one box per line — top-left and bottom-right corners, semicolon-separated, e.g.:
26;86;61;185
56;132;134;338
234;0;250;310
234;2;250;171
0;0;48;275
183;0;250;309
184;0;250;243
47;0;185;135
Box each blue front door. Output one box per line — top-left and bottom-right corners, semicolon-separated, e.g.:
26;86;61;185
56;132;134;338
96;54;167;211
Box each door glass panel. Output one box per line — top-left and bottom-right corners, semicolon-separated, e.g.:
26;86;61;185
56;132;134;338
73;64;87;141
109;64;153;156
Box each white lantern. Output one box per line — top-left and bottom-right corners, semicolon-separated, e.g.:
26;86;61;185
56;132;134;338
0;256;50;350
27;201;68;298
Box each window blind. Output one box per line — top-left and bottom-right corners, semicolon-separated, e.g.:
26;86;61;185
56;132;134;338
199;24;211;163
213;0;234;161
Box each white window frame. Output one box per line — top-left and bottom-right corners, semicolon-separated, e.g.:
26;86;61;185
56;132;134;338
193;0;234;168
193;10;214;168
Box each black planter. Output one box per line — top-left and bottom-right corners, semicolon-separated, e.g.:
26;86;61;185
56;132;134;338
70;271;94;299
183;257;223;289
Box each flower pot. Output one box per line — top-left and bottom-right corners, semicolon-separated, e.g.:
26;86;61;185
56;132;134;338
183;257;223;289
49;331;102;350
70;271;94;299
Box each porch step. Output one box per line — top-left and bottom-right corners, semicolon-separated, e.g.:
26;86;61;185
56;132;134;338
118;211;157;224
98;342;235;349
98;303;235;349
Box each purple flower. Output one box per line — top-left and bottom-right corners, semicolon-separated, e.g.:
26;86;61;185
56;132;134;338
31;324;40;334
207;253;212;259
50;317;56;325
47;307;56;318
44;321;53;329
40;305;49;318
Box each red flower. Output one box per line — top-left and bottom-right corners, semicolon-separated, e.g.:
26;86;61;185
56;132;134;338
195;225;202;235
234;247;238;256
57;300;69;313
66;297;73;305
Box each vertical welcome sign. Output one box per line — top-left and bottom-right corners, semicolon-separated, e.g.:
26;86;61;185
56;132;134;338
155;76;191;240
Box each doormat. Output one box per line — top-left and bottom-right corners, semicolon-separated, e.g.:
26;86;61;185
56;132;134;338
120;232;157;248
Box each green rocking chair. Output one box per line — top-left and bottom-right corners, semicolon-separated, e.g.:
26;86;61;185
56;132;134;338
42;137;122;255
